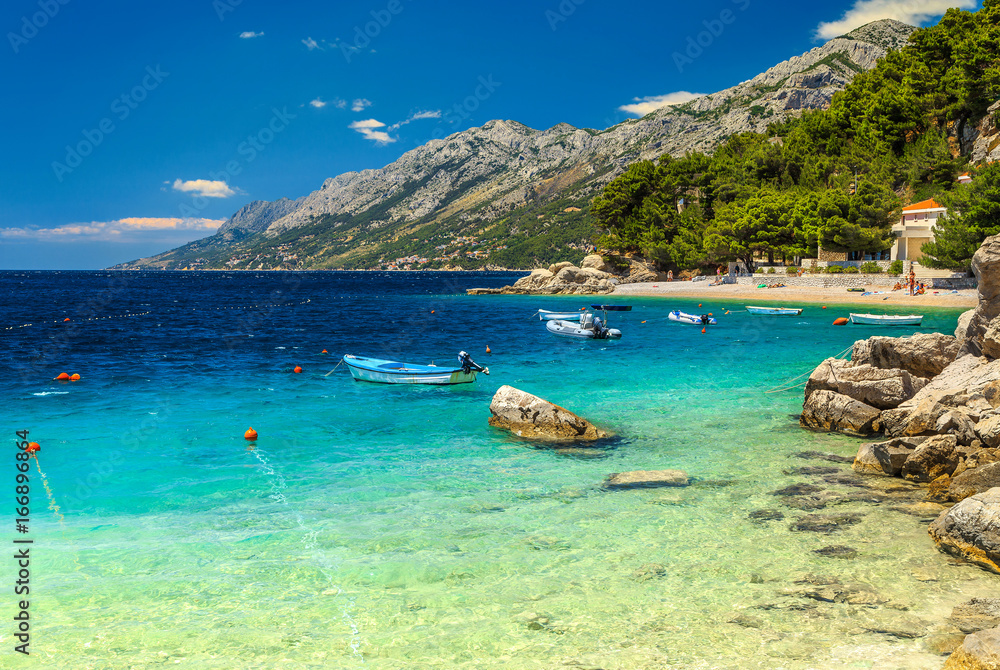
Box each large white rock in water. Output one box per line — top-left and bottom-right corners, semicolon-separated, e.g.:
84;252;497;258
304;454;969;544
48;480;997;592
929;487;1000;574
488;385;609;441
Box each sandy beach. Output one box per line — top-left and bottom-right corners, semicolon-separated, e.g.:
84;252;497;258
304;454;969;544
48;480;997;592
613;281;978;308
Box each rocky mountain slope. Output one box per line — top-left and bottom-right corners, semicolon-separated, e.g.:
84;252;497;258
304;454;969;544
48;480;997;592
116;20;918;271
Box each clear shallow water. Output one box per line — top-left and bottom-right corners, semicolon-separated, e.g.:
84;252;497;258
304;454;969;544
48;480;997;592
0;271;991;669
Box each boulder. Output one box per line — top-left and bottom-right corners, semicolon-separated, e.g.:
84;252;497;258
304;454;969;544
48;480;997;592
488;385;608;441
978;416;1000;448
957;308;976;343
929;487;1000;574
853;437;926;476
804;358;928;409
800;390;881;437
549;261;574;275
603;470;689;490
852;332;960;378
950;463;1000;502
901;435;959;482
580;254;614;273
882;356;1000;437
984;317;1000;360
943;626;1000;669
957;234;1000;358
984;381;1000;408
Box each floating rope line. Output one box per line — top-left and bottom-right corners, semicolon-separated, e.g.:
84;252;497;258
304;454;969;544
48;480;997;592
2;299;312;331
764;344;855;394
32;455;66;530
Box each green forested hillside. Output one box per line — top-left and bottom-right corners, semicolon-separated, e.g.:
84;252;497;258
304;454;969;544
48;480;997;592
593;1;1000;272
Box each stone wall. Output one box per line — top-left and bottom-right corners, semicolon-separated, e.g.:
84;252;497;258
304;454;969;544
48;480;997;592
730;275;977;289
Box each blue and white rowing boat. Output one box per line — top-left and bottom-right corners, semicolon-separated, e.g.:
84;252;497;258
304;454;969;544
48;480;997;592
849;313;923;326
746;305;803;315
538;309;584;321
343;352;488;385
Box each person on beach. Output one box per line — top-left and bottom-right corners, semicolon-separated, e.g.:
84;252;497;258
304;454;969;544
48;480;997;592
667;270;673;282
908;269;916;296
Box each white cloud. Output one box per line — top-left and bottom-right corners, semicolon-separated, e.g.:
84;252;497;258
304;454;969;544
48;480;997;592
310;98;328;108
171;179;237;199
302;37;322;51
618;92;705;116
0;217;224;243
388;110;442;131
351;98;372;112
334;98;347;109
349;119;395;145
815;0;976;40
239;31;263;39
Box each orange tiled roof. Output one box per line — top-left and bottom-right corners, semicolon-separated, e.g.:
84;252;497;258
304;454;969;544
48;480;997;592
902;198;943;212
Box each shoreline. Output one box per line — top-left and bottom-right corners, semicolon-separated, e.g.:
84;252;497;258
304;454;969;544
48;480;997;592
612;281;978;308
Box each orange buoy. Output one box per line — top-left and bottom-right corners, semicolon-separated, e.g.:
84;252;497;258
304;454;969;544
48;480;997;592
55;372;70;380
244;427;258;441
833;317;849;326
431;310;435;314
486;345;492;354
69;373;80;381
641;320;647;323
321;349;328;354
63;318;70;322
25;442;40;454
293;366;303;373
822;306;827;309
708;313;713;316
701;327;706;333
698;304;702;307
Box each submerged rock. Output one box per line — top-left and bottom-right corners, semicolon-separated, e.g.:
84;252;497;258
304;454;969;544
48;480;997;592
789;513;864;533
813;545;858;559
853;437;928;476
603;470;689;490
929;487;1000;573
488;385;608;441
951;598;1000;634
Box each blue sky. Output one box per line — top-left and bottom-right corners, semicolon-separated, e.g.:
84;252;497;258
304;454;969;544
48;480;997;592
0;0;978;269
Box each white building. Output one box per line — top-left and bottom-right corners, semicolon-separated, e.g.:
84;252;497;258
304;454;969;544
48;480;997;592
891;198;946;261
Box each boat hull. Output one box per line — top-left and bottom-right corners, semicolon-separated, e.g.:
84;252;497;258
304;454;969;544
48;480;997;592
746;306;803;315
849;313;923;325
343;355;478;384
538;310;583;321
545;319;622;339
668;311;717;325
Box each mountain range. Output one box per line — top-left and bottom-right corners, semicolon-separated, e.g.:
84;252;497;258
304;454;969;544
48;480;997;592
115;19;921;271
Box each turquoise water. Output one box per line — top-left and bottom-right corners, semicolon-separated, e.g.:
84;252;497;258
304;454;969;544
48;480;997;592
1;272;989;669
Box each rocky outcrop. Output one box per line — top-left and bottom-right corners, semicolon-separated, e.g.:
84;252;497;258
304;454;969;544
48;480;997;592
943;626;1000;669
900;435;959;483
804;358;928;409
467;254;664;295
929;488;1000;574
952;599;1000;635
487;385;608;441
851;332;960;378
970;99;1000;164
603;470;689;490
800;390;881;436
957;235;1000;357
949;462;1000;503
853;437;928;476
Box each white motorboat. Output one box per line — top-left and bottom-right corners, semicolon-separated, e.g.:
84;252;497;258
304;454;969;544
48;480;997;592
849;313;923;325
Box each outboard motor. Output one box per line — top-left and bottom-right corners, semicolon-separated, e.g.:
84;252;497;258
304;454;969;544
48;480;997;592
458;351;489;375
700;314;711;325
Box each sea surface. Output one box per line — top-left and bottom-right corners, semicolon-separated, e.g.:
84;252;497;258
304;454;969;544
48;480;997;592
0;270;990;669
